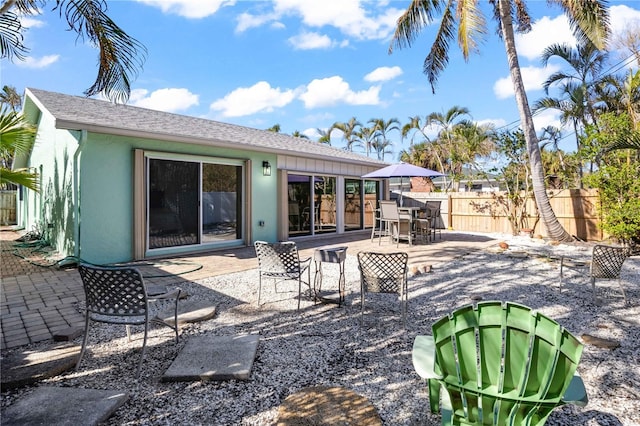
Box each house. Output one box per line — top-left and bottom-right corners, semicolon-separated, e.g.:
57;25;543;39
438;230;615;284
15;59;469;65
16;88;386;264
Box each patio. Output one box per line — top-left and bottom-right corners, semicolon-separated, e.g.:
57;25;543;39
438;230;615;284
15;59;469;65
1;227;639;425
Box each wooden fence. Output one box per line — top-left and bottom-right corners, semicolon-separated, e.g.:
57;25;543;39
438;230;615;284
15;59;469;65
0;190;17;225
402;189;603;241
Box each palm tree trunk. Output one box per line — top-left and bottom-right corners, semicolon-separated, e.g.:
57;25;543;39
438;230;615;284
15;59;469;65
498;0;572;242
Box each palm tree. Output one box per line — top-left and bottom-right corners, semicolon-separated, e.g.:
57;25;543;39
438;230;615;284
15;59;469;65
0;106;38;190
355;126;377;157
331;117;362;152
291;130;309;139
316;128;331;145
401;115;447;175
368;117;400;160
266;124;281;132
0;85;21;111
390;0;609;242
0;0;146;103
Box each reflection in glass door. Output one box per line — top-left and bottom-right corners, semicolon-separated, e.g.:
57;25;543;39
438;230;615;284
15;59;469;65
201;163;242;243
314;176;336;234
363;180;380;229
287;174;337;237
344;178;362;231
147;157;243;250
148;159;199;249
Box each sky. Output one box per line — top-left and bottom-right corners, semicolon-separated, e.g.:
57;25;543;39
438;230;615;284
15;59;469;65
2;0;640;160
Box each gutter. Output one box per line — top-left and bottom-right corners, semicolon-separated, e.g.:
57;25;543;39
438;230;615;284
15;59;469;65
72;130;88;260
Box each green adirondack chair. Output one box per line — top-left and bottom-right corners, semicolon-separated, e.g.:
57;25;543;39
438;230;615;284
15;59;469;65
412;301;587;425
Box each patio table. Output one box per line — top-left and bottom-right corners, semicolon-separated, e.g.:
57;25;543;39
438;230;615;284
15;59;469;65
313;247;348;306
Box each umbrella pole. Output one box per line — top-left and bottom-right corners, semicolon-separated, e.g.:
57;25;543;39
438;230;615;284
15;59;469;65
399;177;403;206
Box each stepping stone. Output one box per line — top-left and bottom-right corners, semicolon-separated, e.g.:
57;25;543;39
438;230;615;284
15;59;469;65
146;284;168;296
277;386;382;426
2;387;127;426
162;334;259;382
582;334;620;349
156;300;217;325
1;344;80;391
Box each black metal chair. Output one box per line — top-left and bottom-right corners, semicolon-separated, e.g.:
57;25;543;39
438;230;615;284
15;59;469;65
357;251;409;327
254;241;311;310
560;244;630;304
76;264;181;378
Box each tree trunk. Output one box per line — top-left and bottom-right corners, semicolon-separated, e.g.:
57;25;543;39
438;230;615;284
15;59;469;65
498;0;573;242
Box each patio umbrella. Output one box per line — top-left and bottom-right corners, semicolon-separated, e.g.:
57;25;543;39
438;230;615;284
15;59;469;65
362;162;443;206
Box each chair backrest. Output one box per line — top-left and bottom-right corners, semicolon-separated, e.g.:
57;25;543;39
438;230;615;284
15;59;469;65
78;264;148;319
357;252;408;294
590;244;629;279
254;241;301;275
432;301;583;425
379;200;399;221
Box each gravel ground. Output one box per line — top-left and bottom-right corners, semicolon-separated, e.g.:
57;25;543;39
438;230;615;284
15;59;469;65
2;234;639;425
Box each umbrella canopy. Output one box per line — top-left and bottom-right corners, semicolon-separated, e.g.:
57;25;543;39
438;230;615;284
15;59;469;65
361;162;443;179
362;162;443;206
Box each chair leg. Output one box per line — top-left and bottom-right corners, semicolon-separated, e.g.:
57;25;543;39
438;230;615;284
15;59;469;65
591;277;599;305
258;275;263;307
617;279;628;304
76;315;91;371
559;256;564;292
136;322;149;379
297;276;302;311
173;291;180;342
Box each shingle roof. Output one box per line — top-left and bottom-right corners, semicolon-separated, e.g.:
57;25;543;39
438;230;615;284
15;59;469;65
26;88;386;166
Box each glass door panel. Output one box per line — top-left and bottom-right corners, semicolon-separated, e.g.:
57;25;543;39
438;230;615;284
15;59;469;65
314;176;336;234
363;180;380;229
344;178;362;231
202;163;242;243
148;159;199;249
288;175;312;236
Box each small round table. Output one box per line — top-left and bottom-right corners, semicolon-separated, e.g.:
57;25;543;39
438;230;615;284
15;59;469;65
313;246;347;305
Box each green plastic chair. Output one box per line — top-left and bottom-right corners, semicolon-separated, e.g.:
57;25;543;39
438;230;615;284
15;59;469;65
412;301;587;425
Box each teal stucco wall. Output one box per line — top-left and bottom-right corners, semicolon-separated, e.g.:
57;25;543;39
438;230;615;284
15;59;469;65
22;111;278;263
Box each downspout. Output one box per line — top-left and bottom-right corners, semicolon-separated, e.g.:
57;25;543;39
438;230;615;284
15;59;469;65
73;130;88;260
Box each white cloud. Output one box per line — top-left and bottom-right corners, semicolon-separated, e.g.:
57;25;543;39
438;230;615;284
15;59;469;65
477;118;507;129
516;15;575;61
236;11;280;33
238;0;404;41
493;64;560;99
209;81;296;117
532;109;562;133
299;76;380;108
135;0;235;19
610;5;640;39
288;31;333;50
18;54;59;69
19;16;45;29
130;88;199;112
364;66;403;82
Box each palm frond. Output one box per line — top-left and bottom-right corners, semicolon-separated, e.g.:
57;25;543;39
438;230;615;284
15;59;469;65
0;107;36;157
552;0;609;49
389;0;444;52
55;0;147;103
0;11;27;60
424;3;456;93
0;167;39;191
456;0;487;57
603;132;640;152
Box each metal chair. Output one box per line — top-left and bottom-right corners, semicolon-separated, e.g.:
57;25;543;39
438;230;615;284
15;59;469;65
413;301;587;425
426;202;442;241
379;200;413;246
76;264;182;378
559;244;630;304
254;241;312;310
589;244;630;304
357;251;409;327
367;200;385;242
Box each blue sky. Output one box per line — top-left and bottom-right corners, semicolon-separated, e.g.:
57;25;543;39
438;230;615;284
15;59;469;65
2;0;640;159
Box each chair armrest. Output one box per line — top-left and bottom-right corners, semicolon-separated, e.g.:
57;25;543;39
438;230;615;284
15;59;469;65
300;257;312;271
562;373;588;407
412;335;440;380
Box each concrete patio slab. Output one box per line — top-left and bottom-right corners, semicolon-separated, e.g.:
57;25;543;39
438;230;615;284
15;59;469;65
162;334;259;382
156;300;217;325
1;386;128;425
1;344;80;391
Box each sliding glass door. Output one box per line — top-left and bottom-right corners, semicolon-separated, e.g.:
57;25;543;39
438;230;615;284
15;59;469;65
147;157;243;250
288;174;336;237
